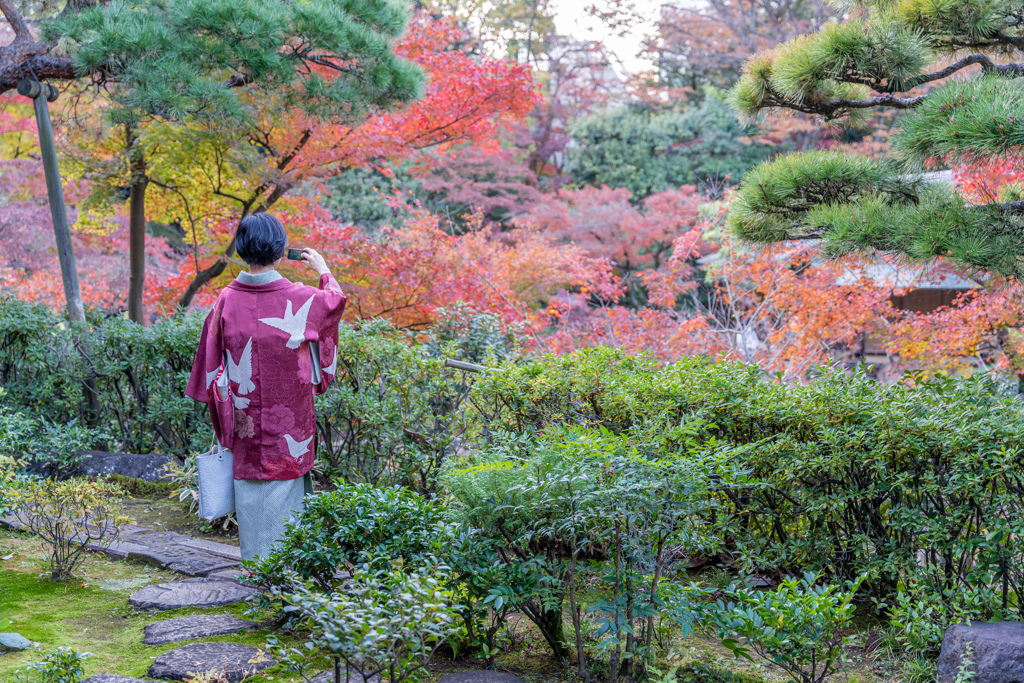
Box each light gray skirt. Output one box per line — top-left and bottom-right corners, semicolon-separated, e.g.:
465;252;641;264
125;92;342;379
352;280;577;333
233;474;311;561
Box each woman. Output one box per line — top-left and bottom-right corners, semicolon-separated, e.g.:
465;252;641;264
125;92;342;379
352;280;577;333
185;213;347;560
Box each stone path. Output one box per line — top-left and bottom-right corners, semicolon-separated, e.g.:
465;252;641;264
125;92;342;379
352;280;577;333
440;673;527;683
147;642;274;682
1;516;241;576
7;506;527;683
143;615;259;646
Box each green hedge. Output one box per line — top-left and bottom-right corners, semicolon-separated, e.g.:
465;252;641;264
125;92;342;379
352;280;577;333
0;298;507;480
468;348;1024;650
0;297;208;456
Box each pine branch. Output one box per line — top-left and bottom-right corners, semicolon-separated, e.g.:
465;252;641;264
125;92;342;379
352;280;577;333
0;0;58;80
899;54;1024;91
0;54;76;94
763;91;925;119
764;55;1023;118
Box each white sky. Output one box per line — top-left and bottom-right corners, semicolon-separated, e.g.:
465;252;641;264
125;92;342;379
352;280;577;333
550;0;669;74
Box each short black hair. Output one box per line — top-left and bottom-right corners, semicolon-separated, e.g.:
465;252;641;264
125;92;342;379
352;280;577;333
235;213;287;266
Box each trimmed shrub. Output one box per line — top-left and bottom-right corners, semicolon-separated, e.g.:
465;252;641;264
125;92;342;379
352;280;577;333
0;297;209;457
471;349;1024;652
248;483;451;593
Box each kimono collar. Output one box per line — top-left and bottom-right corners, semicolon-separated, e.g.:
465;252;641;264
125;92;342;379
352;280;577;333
237;269;283;285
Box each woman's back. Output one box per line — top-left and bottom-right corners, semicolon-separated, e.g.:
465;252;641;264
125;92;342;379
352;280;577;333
186;272;346;481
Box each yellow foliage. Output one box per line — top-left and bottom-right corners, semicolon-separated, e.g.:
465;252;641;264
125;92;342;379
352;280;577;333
6;478;132;581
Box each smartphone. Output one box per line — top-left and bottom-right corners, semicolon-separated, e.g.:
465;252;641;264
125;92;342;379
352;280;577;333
287;248;304;261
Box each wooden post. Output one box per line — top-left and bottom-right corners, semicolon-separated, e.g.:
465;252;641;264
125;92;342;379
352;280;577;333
17;78;86;324
18;79;99;424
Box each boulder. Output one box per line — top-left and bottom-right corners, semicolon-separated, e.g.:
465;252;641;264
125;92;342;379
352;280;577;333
147;642;273;682
143;614;260;645
0;632;32;650
937;622;1024;683
129;579;256;611
26;451;175;482
80;451;175;482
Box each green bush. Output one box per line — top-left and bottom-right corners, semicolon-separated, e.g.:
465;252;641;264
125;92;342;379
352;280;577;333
13;647;92;683
709;573;860;683
444;423;729;677
0;297;209;457
314;318;481;494
6;477;131;580
266;564;463;683
471;349;1024;653
247;483;451;593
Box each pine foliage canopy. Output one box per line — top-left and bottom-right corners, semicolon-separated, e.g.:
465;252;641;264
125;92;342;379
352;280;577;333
727;0;1024;277
43;0;424;124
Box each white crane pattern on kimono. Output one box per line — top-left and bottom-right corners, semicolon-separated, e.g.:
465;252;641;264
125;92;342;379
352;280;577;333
259;294;316;350
284;434;313;459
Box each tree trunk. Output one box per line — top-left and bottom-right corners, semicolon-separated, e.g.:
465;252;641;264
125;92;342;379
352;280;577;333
176;236;237;309
128;134;148;324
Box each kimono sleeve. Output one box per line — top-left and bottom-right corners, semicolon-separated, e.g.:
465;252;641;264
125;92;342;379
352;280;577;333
310;272;347;396
185;301;234;448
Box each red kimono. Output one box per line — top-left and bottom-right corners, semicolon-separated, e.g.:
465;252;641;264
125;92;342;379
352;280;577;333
186;273;347;480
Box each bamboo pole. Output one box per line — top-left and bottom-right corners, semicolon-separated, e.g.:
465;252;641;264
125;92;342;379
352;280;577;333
18;78;85;324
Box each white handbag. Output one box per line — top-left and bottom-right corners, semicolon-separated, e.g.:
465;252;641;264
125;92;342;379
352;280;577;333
197;354;235;520
197;441;235;520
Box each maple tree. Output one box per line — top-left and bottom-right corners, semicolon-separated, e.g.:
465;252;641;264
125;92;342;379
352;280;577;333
876;157;1024;382
543;199;890;380
130;14;539;309
41;0;427;324
519;184;703;307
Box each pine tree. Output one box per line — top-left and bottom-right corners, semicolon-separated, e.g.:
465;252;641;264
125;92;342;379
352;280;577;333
1;0;423;322
725;0;1024;278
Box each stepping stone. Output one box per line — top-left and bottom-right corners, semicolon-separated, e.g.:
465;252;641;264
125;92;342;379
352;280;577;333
0;632;31;650
143;615;259;645
82;676;154;683
439;673;526;683
312;671;380;683
204;568;249;586
147;642;274;683
129;579;256;611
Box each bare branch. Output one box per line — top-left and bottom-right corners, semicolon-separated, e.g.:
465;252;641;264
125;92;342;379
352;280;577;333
0;0;33;43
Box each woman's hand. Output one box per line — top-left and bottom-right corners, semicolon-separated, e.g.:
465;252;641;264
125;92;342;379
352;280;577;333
301;248;330;277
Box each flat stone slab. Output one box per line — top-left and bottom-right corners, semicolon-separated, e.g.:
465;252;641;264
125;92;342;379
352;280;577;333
143;615;259;645
1;516;241;578
130;579;256;611
82;676;154;683
0;632;32;650
938;621;1024;683
439;673;526;683
205;568;249;586
311;671;380;683
147;642;273;682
